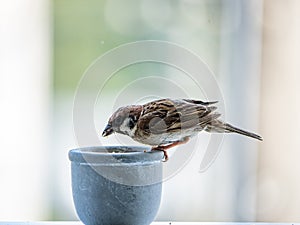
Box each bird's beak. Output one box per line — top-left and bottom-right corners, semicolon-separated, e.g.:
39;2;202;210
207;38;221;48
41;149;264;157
102;124;114;137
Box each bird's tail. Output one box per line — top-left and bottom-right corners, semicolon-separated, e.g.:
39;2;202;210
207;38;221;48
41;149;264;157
205;120;263;141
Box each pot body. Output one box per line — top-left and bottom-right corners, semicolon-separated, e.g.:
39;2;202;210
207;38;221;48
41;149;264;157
69;146;163;225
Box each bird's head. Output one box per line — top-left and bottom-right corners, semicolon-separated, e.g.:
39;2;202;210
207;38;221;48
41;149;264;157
102;105;143;137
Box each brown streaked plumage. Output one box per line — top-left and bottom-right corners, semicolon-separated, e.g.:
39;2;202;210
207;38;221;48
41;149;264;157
102;98;262;161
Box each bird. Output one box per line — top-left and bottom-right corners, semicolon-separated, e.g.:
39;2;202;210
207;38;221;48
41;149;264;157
102;98;262;161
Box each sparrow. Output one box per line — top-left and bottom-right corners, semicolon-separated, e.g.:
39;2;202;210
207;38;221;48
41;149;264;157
102;98;262;161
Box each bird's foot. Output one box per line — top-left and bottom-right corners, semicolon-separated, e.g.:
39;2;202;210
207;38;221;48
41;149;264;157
151;146;169;162
151;137;190;162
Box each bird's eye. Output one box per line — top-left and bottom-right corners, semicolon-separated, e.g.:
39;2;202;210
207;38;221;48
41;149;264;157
114;117;123;126
128;118;135;129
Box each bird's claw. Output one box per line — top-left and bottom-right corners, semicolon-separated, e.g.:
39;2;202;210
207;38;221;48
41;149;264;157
151;147;169;162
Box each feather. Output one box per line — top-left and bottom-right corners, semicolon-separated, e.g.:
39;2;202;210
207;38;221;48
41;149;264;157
137;98;218;135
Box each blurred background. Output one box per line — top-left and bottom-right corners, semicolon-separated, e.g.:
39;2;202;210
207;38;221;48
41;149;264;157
0;0;300;222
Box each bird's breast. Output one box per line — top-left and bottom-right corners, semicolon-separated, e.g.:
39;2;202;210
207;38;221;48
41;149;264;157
133;129;198;146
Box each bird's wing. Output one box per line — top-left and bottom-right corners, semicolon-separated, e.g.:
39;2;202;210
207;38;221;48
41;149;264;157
182;99;218;105
138;99;220;135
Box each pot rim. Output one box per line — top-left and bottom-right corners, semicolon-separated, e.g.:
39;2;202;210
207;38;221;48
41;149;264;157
69;145;164;164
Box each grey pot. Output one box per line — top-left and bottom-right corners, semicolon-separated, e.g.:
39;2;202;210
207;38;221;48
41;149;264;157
69;146;164;225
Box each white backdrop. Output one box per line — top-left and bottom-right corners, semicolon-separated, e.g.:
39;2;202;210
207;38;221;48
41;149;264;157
0;0;51;220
